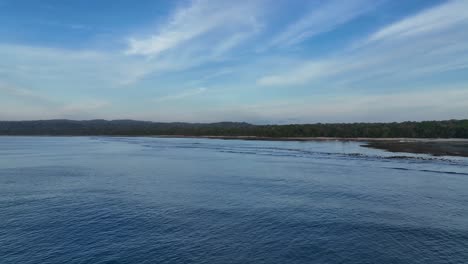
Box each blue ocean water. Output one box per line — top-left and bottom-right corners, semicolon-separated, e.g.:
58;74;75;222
1;136;467;264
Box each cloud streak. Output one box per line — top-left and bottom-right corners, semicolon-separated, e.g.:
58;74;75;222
232;86;468;123
126;0;263;57
270;0;379;47
367;0;468;43
153;87;207;103
0;82;111;120
258;0;468;88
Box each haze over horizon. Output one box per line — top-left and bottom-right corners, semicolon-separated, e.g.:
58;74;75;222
1;0;467;124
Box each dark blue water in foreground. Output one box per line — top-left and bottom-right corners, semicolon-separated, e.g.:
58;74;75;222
1;137;468;264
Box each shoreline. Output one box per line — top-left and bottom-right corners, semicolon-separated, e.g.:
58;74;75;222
156;136;468;157
171;136;468;157
1;135;467;157
152;135;468;142
3;134;468;142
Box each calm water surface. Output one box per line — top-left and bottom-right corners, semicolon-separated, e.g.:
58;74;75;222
1;136;468;264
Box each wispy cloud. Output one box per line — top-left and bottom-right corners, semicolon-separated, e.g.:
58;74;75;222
0;82;111;120
258;0;468;88
1;1;265;93
62;100;110;113
0;82;59;107
0;43;160;87
117;0;268;85
367;0;468;43
126;0;263;57
153;87;207;103
135;85;468;123
270;0;379;47
231;86;468;123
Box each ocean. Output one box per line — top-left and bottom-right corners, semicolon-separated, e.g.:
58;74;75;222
1;136;467;264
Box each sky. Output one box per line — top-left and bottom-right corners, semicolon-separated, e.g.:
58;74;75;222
0;0;467;124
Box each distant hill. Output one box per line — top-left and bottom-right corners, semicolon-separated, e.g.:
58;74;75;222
0;119;467;138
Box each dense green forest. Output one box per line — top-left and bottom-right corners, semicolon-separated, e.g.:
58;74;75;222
0;119;467;138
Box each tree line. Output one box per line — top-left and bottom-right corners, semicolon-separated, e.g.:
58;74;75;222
0;119;467;138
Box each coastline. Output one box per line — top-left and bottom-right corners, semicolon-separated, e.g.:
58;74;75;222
1;134;467;157
153;135;468;157
153;135;468;142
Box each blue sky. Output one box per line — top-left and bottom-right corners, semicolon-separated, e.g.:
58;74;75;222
0;0;467;123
